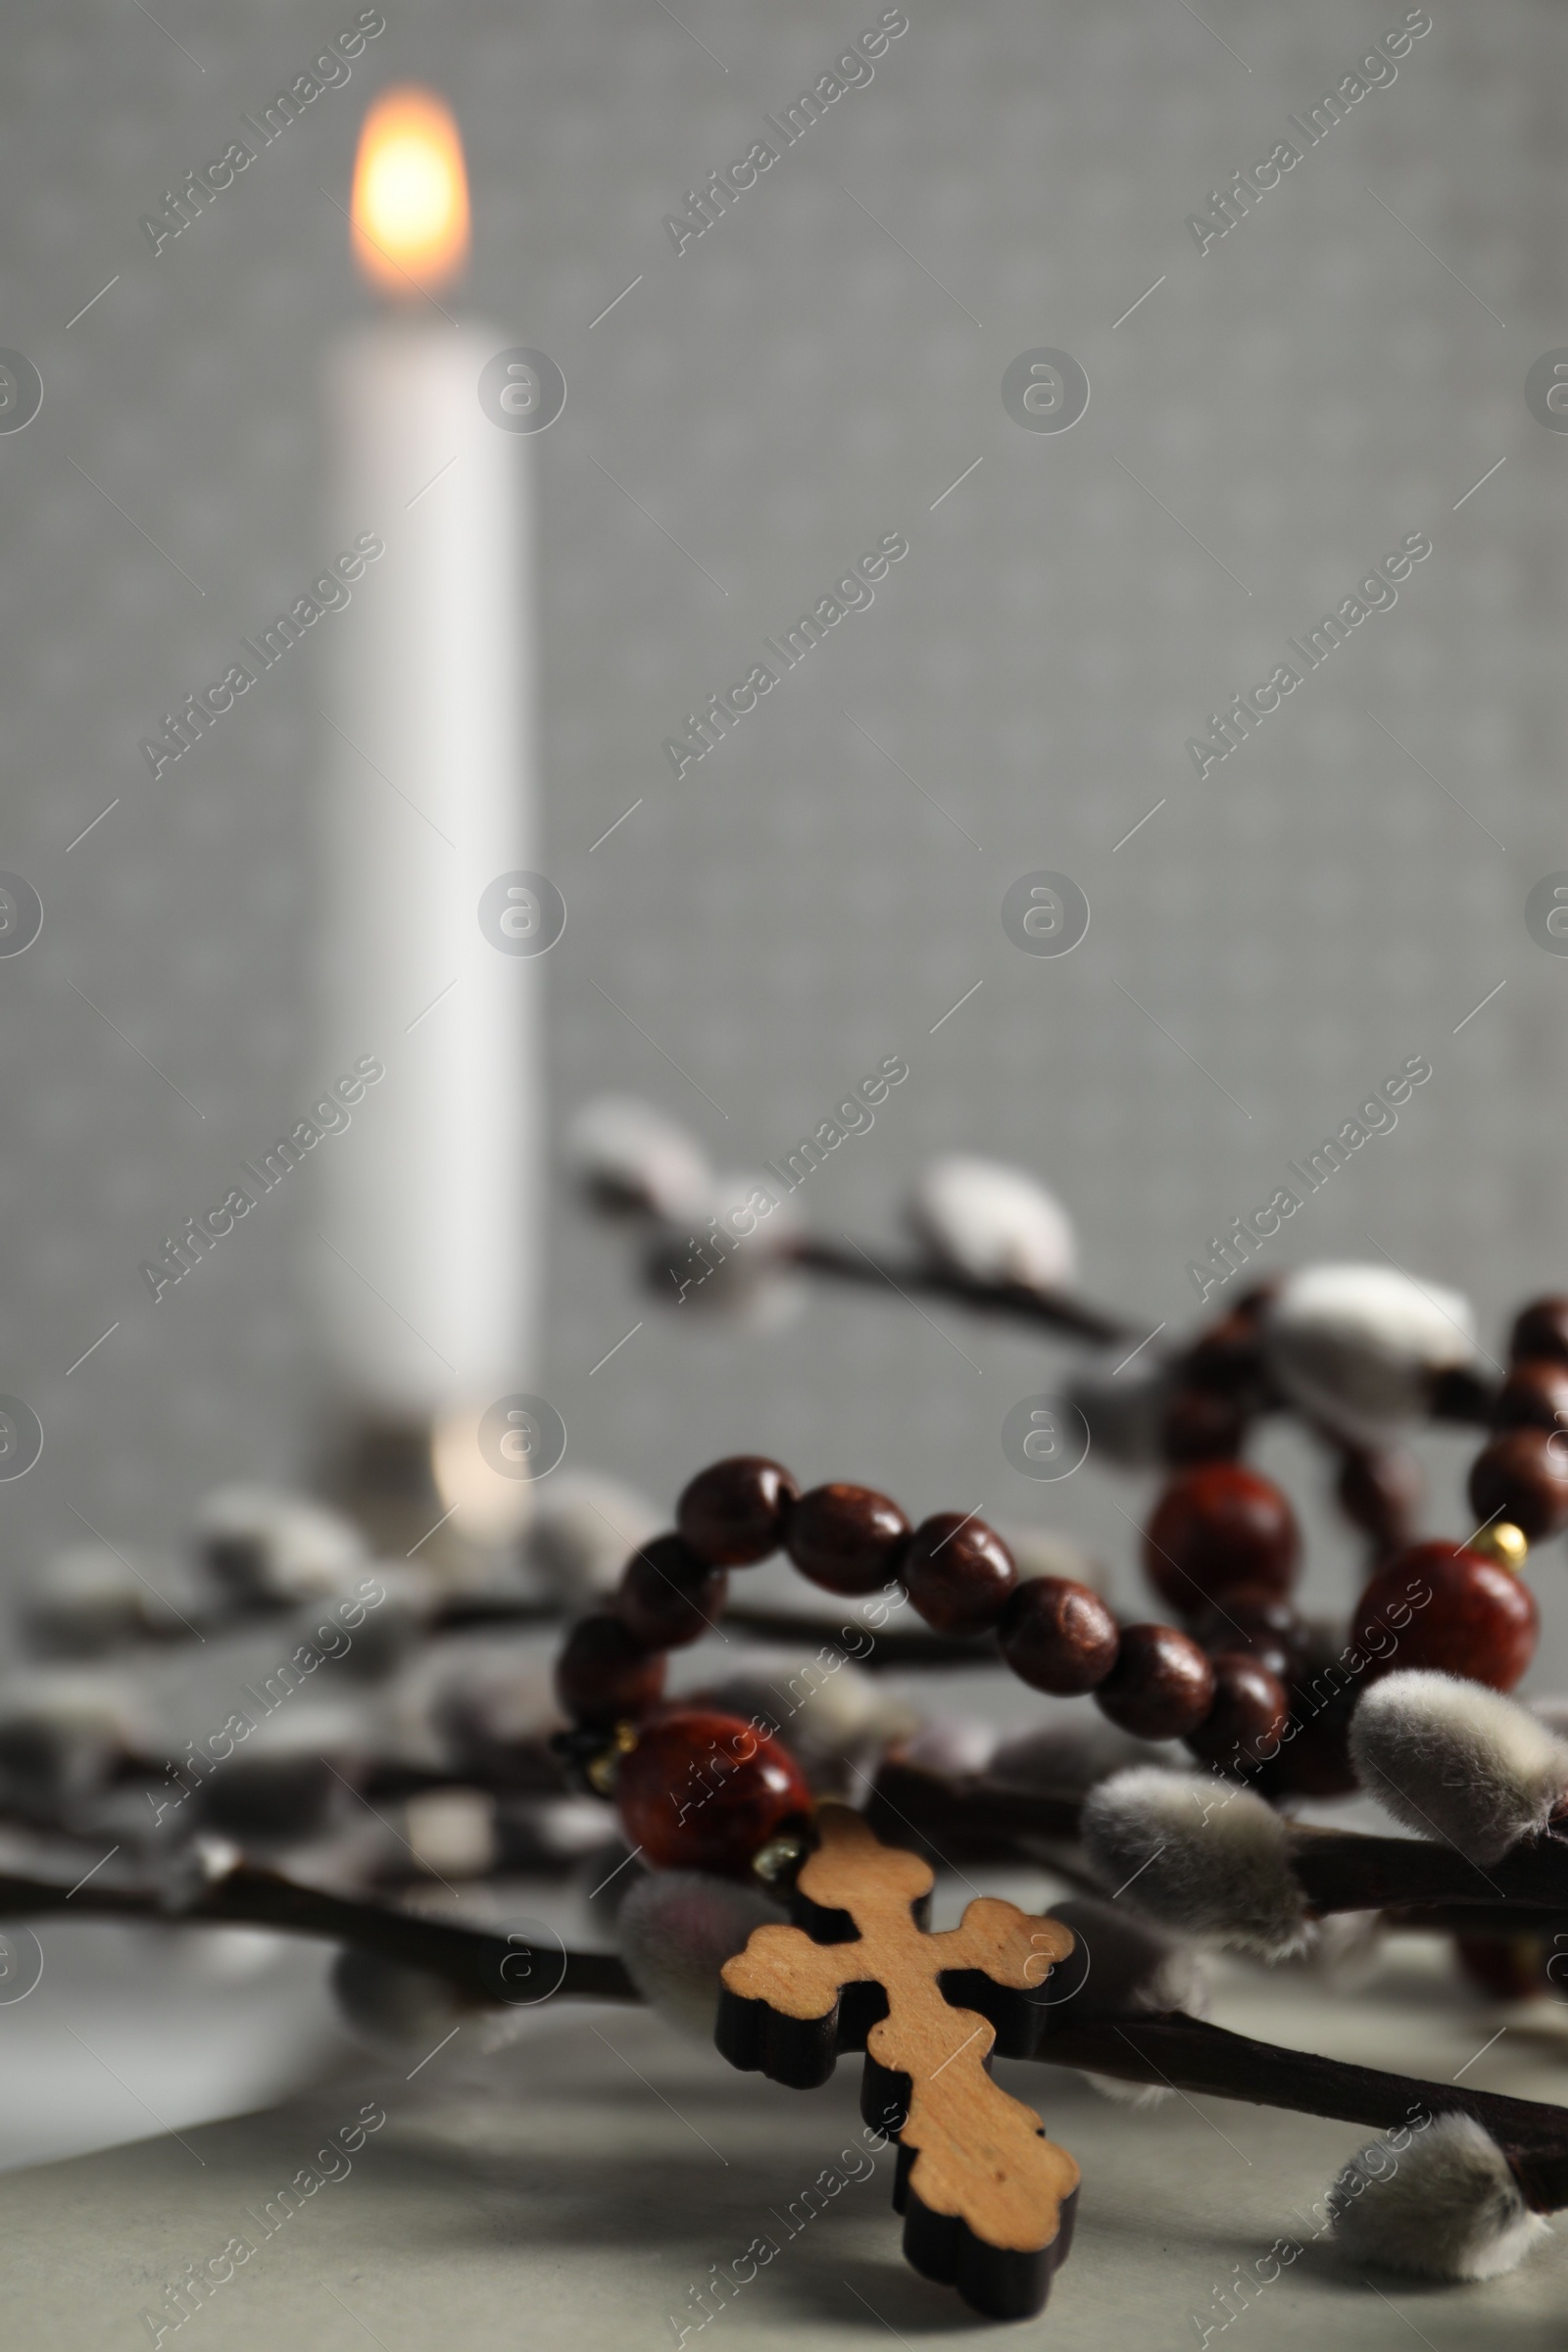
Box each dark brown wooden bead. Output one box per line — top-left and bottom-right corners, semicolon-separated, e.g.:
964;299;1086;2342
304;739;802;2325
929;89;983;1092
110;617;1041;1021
1493;1359;1568;1436
1160;1387;1247;1464
900;1513;1017;1638
1095;1623;1214;1740
675;1455;799;1566
1184;1307;1269;1392
999;1577;1120;1694
1143;1463;1299;1614
785;1483;910;1596
1468;1428;1568;1544
553;1614;666;1727
1509;1298;1568;1367
1183;1652;1290;1772
1335;1447;1422;1554
615;1535;728;1650
1258;1687;1359;1798
1187;1591;1302;1682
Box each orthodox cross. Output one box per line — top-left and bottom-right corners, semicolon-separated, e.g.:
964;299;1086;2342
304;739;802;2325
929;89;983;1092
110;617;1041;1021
717;1802;1080;2322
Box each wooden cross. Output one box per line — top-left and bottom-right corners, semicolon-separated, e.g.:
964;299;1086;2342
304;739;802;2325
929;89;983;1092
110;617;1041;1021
716;1803;1080;2323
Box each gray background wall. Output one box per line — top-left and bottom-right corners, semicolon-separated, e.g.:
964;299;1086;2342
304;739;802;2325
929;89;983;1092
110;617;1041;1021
1;0;1565;1661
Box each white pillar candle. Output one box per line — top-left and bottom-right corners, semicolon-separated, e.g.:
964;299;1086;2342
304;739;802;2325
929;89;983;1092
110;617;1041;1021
315;92;539;1424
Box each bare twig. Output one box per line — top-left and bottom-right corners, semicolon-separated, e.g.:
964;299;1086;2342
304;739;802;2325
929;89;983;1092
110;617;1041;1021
782;1238;1134;1345
1035;2012;1568;2204
0;1859;636;2005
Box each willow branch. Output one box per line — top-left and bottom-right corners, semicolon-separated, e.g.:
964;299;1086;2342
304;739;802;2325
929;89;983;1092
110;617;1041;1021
1035;2011;1568;2206
8;1856;1568;2198
61;1860;1568;2207
1287;1823;1568;1914
869;1758;1084;1851
871;1759;1568;1917
781;1239;1134;1346
0;1861;636;2005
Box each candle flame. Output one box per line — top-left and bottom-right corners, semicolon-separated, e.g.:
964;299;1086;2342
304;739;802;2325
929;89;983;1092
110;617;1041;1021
352;88;469;294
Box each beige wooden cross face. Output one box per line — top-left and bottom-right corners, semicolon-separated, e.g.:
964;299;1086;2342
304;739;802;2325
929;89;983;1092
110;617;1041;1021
719;1803;1080;2320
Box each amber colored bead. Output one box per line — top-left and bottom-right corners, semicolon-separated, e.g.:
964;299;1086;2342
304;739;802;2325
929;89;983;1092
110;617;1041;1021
613;1707;811;1874
1493;1359;1568;1437
1184;1653;1290;1773
1352;1541;1538;1693
900;1513;1017;1637
1160;1387;1247;1464
1336;1447;1422;1554
1095;1624;1215;1740
615;1535;728;1650
554;1615;666;1727
785;1483;910;1596
999;1577;1120;1695
1143;1462;1300;1615
675;1455;799;1566
1509;1297;1568;1367
1468;1428;1568;1544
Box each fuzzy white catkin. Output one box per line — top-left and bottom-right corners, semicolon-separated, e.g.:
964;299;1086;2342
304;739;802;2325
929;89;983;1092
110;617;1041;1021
907;1155;1077;1291
1302;1909;1385;1990
1080;1768;1308;1958
1328;2114;1550;2281
1261;1263;1476;1438
1047;1894;1209;2022
0;1674;137;1802
617;1870;786;2039
1350;1670;1568;1864
645;1172;802;1325
331;1948;472;2055
566;1094;711;1221
895;1716;999;1779
1047;1895;1207;2108
195;1485;367;1605
302;1564;425;1683
193;1707;361;1846
24;1545;157;1654
433;1655;562;1775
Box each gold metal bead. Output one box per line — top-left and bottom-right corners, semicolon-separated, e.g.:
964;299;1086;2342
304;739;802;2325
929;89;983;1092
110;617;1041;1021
751;1832;807;1885
1469;1521;1530;1573
584;1719;639;1796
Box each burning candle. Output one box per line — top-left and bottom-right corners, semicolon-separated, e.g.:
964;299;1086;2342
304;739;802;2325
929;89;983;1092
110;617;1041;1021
316;89;540;1467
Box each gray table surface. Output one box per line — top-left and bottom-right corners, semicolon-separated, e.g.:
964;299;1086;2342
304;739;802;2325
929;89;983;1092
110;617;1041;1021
1;1931;1566;2351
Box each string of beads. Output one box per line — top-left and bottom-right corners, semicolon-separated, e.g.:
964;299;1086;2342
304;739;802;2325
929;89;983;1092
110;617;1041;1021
553;1388;1552;1872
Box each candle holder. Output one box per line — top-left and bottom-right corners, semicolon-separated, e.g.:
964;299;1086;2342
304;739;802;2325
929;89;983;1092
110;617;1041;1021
314;1404;541;1584
318;1411;448;1554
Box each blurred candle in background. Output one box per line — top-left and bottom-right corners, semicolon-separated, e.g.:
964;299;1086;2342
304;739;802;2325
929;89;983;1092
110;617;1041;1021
316;88;539;1505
